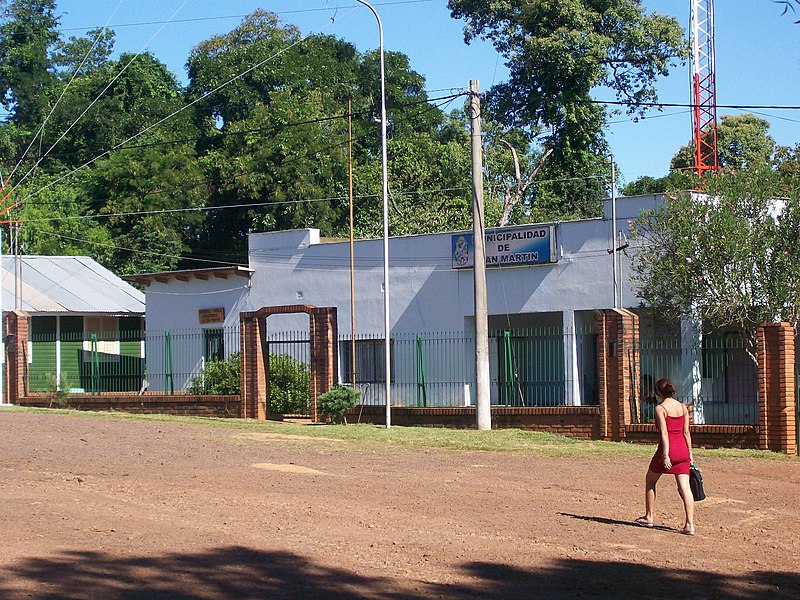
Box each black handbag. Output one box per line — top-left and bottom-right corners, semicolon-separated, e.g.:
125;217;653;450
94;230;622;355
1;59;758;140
689;464;706;501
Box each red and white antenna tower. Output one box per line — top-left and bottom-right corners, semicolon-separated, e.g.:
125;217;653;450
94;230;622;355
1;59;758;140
690;0;718;176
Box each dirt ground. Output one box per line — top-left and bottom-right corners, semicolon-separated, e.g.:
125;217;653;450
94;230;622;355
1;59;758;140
1;410;798;600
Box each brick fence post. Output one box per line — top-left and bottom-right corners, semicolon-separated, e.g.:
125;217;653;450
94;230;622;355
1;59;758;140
4;310;30;404
597;308;640;441
310;308;338;422
757;323;797;455
240;312;268;419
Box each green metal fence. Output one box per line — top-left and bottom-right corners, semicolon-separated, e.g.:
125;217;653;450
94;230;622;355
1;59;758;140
636;334;758;425
27;321;603;410
29;317;145;393
144;325;241;393
345;327;599;408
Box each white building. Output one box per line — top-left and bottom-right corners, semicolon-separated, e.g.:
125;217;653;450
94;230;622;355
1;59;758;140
126;195;669;407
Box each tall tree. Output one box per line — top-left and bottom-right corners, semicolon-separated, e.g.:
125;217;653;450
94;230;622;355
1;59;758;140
0;0;58;128
187;10;474;262
10;173;113;261
622;113;777;195
671;113;777;173
448;0;687;217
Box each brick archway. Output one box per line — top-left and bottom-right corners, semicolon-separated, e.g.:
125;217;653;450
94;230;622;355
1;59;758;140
239;305;338;422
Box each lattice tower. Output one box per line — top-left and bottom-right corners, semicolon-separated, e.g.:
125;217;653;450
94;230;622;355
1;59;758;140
691;0;718;176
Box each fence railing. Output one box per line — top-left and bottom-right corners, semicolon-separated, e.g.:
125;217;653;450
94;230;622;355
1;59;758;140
636;334;758;425
28;325;243;395
27;324;601;408
30;324;759;425
344;328;599;409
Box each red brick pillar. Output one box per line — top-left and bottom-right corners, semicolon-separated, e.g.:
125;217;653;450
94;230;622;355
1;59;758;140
597;309;640;441
757;323;797;455
4;310;30;404
240;312;268;419
309;308;338;422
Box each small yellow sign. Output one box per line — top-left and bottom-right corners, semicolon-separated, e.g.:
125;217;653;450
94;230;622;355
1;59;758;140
198;307;225;324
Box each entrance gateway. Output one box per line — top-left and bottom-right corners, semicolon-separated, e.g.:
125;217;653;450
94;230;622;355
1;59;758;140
239;305;337;422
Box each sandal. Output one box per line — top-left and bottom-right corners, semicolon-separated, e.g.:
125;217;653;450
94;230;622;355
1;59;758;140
679;525;695;536
635;516;654;528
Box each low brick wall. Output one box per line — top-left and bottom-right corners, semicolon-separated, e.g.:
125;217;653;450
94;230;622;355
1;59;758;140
17;392;241;419
625;423;759;450
349;405;601;441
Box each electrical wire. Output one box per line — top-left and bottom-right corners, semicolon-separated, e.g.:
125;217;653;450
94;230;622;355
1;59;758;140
57;1;437;32
7;1;192;195
4;1;126;191
12;92;466;214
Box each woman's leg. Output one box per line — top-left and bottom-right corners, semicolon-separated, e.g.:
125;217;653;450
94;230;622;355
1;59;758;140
676;473;695;534
643;469;661;523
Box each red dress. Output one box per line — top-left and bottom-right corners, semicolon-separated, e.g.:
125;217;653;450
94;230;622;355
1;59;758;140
648;413;691;475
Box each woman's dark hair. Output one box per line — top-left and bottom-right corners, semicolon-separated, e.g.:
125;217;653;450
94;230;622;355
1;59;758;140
655;378;676;398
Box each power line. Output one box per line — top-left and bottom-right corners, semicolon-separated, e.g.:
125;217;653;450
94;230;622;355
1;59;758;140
573;98;800;111
57;1;436;32
22;92;465;160
10;91;466;217
7;1;193;193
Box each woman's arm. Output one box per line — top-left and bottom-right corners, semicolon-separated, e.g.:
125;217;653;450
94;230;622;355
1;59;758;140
683;404;694;463
655;405;671;469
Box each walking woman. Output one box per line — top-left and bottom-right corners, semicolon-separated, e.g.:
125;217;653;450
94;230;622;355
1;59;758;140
635;378;696;535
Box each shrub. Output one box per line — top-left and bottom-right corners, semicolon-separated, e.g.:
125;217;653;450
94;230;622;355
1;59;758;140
187;352;310;416
269;354;310;415
188;352;241;395
47;373;70;408
317;385;361;424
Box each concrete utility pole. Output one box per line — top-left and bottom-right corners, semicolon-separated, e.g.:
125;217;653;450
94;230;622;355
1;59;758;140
469;80;491;430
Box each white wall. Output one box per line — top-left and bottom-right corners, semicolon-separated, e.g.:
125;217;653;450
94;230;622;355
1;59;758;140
141;274;250;391
244;194;659;336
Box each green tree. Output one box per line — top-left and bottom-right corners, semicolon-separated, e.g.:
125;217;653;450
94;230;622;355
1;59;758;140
44;51;195;171
187;10;474;261
87;142;207;274
671;114;777;173
623;114;778;196
0;0;58;128
448;0;687;217
11;174;114;261
620;172;691;197
630;167;800;358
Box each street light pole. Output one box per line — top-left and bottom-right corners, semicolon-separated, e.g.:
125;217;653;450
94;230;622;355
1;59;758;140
355;0;392;428
610;154;619;309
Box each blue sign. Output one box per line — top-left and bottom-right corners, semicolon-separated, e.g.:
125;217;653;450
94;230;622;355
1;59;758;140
452;225;558;269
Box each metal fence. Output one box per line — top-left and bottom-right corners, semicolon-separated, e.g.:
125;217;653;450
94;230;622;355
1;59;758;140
636;334;758;425
29;326;146;394
144;325;242;393
344;328;599;409
32;320;761;425
27;323;601;408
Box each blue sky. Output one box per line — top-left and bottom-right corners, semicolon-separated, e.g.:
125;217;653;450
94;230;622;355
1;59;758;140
55;1;799;187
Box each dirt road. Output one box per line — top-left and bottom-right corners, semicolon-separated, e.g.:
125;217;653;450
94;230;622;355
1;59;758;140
1;410;798;599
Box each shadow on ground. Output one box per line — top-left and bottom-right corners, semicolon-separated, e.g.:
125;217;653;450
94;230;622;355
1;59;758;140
0;546;797;599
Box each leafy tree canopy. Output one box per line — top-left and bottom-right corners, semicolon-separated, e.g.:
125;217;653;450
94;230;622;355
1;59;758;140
448;0;687;216
630;164;800;357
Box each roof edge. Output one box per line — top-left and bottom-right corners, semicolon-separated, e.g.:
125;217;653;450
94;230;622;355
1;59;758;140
122;266;254;287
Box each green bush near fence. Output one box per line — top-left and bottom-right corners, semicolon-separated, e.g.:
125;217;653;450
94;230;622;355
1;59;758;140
188;353;241;395
188;352;310;415
269;354;311;415
317;385;361;424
